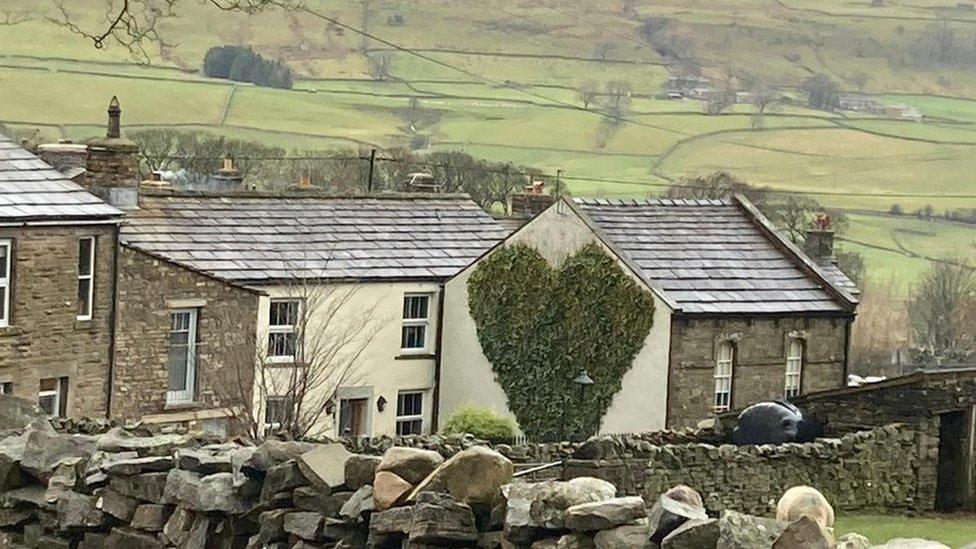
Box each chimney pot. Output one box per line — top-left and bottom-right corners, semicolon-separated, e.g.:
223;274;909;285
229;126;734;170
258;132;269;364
107;96;121;139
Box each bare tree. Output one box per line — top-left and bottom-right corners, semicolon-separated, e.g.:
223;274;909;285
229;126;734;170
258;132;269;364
664;171;769;209
577;79;600;109
593;42;615;61
47;0;302;61
211;273;380;441
908;260;976;363
851;278;911;375
748;85;779;130
367;52;395;81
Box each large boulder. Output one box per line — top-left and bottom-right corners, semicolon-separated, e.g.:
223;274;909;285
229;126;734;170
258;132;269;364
260;461;307;503
409;492;478;546
565;496;645;532
503;477;617;544
56;492;105;529
0;395;45;433
717;510;786;549
837;533;872;549
773;516;833;549
97;489;140;522
108;472;169;502
344;454;381;490
130;504;171;533
775;486;834;528
647;488;708;543
96;429;192;457
593;523;655;549
870;541;951;549
163;469;248;513
409;445;513;506
297;443;352;490
243;440;317;475
373;471;413;511
377;447;443;485
339;485;375;523
284;511;324;541
21;419;96;479
662;518;719;548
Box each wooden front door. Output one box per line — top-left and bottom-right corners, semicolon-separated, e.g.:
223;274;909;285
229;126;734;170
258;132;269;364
339;398;368;437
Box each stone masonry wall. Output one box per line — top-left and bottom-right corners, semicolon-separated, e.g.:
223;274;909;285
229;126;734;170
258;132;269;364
563;423;937;516
113;246;260;422
0;225;117;418
667;315;851;428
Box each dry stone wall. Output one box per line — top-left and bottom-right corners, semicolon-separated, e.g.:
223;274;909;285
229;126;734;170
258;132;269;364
563;423;938;516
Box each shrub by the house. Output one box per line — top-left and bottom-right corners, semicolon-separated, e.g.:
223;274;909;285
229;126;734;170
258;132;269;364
441;406;518;442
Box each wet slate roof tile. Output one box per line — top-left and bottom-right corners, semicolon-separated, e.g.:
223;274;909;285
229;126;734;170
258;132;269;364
576;197;857;314
0;134;121;220
121;194;509;283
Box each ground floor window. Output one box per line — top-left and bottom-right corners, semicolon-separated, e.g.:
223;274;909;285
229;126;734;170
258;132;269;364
396;391;424;435
264;396;293;432
38;377;68;418
0;382;12;395
339;397;369;437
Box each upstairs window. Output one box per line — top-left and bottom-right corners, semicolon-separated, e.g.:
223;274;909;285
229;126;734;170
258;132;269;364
268;300;300;363
401;294;431;352
39;377;68;418
0;240;10;327
77;237;95;320
396;391;424;435
785;339;804;399
713;342;734;412
0;382;12;395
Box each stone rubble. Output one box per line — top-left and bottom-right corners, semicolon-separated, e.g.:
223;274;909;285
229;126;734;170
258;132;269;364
0;417;956;548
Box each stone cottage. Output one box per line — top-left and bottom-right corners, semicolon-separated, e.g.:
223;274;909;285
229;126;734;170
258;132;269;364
114;186;508;437
0;134;122;418
440;196;859;434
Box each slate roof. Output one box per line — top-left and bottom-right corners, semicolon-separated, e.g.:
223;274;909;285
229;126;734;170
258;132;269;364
575;197;857;315
0;134;121;221
120;193;510;283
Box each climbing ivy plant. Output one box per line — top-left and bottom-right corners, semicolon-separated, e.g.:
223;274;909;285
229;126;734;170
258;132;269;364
467;242;655;440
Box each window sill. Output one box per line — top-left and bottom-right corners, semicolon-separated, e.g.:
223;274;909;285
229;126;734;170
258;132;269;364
73;319;94;331
0;326;23;337
164;401;202;411
395;353;436;361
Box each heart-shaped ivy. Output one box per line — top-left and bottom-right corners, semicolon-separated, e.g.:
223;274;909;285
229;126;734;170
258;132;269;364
467;242;655;440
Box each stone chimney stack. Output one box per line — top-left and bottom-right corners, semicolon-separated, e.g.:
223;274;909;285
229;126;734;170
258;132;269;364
511;180;555;219
804;213;835;264
86;96;140;209
212;157;244;191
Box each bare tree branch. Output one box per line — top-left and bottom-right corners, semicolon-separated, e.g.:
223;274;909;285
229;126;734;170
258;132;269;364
0;11;31;26
46;0;303;61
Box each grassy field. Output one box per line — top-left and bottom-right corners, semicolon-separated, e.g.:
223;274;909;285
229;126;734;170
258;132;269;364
836;514;976;547
5;0;976;290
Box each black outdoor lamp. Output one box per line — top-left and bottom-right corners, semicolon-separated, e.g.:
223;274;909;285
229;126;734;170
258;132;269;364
377;396;387;413
573;369;595;399
572;370;596;442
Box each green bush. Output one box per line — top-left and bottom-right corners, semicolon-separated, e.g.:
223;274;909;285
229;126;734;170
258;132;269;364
441;406;518;442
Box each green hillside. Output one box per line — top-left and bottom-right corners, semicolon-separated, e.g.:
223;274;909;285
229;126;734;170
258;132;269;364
3;0;976;289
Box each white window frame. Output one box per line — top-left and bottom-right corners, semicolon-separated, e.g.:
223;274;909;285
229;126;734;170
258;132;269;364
785;339;803;399
263;396;293;432
38;377;66;418
76;237;95;321
166;309;198;405
713;342;734;412
400;293;432;353
0;240;10;328
268;299;301;364
395;391;425;436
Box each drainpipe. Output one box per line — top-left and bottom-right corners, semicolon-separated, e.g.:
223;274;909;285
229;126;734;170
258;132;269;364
431;282;446;432
842;317;852;386
106;224;121;419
